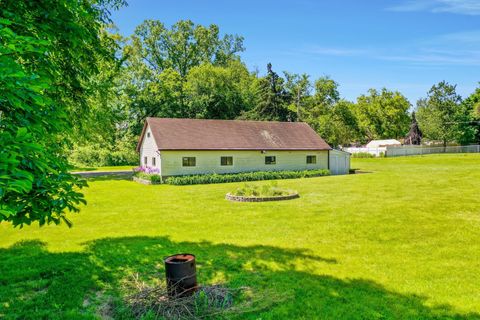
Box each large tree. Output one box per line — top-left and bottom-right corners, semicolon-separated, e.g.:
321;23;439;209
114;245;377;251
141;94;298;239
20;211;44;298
354;88;411;141
124;19;245;133
305;76;340;121
416;81;464;146
283;72;311;121
302;77;360;146
316;100;360;147
185;60;256;119
131;20;244;77
457;86;480;144
0;0;124;227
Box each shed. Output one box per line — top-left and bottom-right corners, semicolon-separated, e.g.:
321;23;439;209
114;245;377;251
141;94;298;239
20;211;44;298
329;149;351;175
366;139;401;148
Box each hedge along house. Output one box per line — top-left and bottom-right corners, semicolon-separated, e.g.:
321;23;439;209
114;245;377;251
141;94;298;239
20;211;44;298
136;117;349;177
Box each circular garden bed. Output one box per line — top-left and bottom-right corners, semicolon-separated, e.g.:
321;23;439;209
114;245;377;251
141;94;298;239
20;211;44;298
226;182;299;202
225;192;299;202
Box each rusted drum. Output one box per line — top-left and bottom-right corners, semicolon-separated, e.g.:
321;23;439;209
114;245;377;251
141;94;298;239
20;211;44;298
164;253;197;297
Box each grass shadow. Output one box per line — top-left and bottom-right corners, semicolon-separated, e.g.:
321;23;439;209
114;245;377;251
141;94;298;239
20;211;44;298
84;173;133;182
71;167;98;172
1;237;478;319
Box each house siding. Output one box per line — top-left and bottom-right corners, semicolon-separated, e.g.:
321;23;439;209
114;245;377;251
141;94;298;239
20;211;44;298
160;150;329;176
139;125;161;169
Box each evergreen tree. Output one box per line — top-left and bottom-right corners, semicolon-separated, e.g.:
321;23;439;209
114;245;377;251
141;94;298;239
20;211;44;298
404;112;423;145
240;63;293;121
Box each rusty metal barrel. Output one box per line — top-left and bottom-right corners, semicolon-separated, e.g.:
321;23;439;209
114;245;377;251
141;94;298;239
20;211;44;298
164;253;197;297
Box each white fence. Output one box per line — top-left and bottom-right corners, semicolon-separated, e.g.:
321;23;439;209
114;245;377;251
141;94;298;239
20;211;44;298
343;147;386;157
386;145;480;157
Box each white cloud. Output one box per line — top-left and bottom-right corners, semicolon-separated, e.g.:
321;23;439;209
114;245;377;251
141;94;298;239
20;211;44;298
298;29;480;67
388;0;480;15
303;46;368;57
378;52;480;66
434;30;480;45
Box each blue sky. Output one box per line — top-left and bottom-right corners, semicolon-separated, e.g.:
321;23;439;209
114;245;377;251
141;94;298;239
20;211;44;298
111;0;480;104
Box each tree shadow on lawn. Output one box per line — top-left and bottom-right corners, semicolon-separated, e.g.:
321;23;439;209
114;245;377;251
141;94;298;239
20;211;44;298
0;237;478;320
84;173;133;182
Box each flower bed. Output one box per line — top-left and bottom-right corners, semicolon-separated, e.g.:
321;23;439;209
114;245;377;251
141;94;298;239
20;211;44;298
225;192;299;202
132;166;162;184
226;182;299;202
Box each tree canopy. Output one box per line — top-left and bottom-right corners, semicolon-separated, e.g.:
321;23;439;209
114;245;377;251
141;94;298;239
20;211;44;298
416;81;465;147
123;19;246;133
354;88;411;141
0;0;125;226
458;86;480;144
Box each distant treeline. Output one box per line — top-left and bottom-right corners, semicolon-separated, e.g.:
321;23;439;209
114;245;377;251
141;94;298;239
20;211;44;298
72;20;480;166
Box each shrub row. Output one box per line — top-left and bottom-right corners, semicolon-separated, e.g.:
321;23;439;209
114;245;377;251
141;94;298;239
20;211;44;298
70;145;138;167
351;152;385;158
163;169;330;185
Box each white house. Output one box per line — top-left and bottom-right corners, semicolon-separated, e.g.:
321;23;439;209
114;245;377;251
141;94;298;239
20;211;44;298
136;117;350;177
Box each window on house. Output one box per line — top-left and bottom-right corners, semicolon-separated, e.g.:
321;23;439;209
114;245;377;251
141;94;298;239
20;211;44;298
306;155;317;164
147;132;150;138
265;156;276;165
221;156;233;166
182;157;196;167
144;156;147;165
152;157;156;166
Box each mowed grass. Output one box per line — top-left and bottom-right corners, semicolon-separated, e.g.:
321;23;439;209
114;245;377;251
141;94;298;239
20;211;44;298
1;154;480;319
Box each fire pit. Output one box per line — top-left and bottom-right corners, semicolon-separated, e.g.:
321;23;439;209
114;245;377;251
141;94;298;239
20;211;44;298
164;253;197;297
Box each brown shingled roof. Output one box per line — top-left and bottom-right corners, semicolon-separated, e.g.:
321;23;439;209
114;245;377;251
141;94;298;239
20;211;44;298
136;118;331;152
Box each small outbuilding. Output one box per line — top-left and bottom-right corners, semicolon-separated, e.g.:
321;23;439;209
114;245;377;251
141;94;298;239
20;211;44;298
365;139;401;148
136;118;350;177
329;149;351;175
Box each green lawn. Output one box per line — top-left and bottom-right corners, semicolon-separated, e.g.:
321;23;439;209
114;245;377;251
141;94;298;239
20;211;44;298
1;154;480;319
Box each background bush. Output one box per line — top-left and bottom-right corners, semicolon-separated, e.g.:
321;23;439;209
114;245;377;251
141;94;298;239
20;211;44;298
69;144;138;167
164;169;330;185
